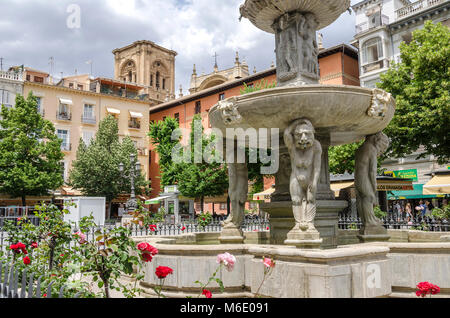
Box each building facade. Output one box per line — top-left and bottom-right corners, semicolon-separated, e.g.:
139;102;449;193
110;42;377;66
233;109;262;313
352;0;450;199
0;69;24;114
112;40;177;102
148;45;360;214
352;0;450;88
23;79;150;190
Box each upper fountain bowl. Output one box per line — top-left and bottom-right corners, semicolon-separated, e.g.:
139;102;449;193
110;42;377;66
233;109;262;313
240;0;351;33
208;85;395;146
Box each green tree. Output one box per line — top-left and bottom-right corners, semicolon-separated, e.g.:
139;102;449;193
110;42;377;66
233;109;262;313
378;21;450;163
69;115;149;219
177;115;229;212
148;117;181;187
329;142;363;175
0;93;64;206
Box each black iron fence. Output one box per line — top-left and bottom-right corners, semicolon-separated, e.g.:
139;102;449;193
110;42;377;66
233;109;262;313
338;215;450;232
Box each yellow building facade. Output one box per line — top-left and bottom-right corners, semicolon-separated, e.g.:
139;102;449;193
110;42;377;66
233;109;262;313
23;81;150;189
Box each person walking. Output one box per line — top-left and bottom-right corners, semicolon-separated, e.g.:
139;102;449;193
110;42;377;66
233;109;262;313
405;202;413;223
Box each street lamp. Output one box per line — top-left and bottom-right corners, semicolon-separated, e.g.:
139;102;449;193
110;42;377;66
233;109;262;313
119;153;141;214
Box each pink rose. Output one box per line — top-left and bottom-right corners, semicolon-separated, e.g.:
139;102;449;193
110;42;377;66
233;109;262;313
217;252;236;272
73;231;87;244
263;257;275;269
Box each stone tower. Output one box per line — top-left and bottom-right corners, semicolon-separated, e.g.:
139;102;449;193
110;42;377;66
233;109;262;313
112;40;177;102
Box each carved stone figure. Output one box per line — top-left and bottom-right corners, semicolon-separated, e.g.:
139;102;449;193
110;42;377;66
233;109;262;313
284;119;322;232
355;132;390;237
368;89;392;118
218;98;242;125
299;13;319;76
223;162;248;229
272;12;320;86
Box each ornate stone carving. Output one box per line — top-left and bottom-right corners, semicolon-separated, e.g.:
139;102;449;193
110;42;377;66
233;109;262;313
272;12;320;86
355;132;390;238
218;98;242;125
284;119;322;232
368;89;391;118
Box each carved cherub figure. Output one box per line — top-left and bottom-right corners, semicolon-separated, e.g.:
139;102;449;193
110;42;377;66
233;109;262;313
284;119;322;231
355;132;390;233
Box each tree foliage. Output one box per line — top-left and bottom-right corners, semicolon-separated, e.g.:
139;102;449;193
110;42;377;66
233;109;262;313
0;93;64;205
177;115;229;212
69;115;149;218
328;142;363;175
378;21;450;163
148;117;181;187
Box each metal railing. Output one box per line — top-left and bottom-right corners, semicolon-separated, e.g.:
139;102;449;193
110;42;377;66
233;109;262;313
81;115;96;124
56;112;72;121
338;214;449;232
395;0;445;20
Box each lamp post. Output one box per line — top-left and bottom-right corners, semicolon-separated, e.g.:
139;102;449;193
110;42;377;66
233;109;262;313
119;153;141;214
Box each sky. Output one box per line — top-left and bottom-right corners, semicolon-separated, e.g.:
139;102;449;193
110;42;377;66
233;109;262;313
0;0;361;95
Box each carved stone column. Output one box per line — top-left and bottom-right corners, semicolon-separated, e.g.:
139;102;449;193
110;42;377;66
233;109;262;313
273;11;320;87
316;133;336;201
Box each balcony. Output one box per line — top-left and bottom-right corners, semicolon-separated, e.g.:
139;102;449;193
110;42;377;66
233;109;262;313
355;15;389;34
56;112;72;121
128;120;141;130
81;114;96;125
362;59;390;74
0;71;23;82
395;0;445;20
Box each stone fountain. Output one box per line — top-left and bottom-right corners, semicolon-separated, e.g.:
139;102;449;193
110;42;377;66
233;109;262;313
209;0;396;248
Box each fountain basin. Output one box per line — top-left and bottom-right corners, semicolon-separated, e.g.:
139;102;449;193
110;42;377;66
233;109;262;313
240;0;351;32
209;85;395;146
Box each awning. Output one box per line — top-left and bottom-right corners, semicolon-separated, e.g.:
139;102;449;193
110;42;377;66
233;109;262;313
145;196;171;205
388;184;437;200
423;175;450;195
107;108;121;114
253;187;275;201
331;181;354;197
59;98;73;105
129;111;143;118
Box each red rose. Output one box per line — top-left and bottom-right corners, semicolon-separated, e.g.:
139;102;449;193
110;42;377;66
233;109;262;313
142;253;153;263
202;289;212;298
31;242;38;249
155;266;173;279
23;256;31;265
9;244;18;251
137;242;150;251
149;224;157;232
202;218;206;221
181;226;186;231
43;293;47;298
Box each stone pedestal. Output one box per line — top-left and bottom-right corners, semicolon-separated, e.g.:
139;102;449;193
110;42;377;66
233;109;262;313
284;229;322;249
218;226;245;244
358;224;391;243
261;200;348;249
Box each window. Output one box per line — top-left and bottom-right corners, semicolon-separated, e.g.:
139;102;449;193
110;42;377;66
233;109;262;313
150;74;153;87
0;89;10;106
362;37;383;64
220;203;227;210
195;101;201;114
69;83;74;88
82;131;94;146
26;74;31;81
83;104;94;118
368;11;381;29
174;113;179;123
77;84;83;90
156;72;160;89
219;93;225;101
58;102;70;120
35;97;42;114
128;71;133;82
57;129;70;150
162;78;166;90
162;116;167;121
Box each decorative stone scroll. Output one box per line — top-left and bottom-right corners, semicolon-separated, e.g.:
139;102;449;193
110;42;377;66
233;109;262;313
218;97;242;125
368;88;392;119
